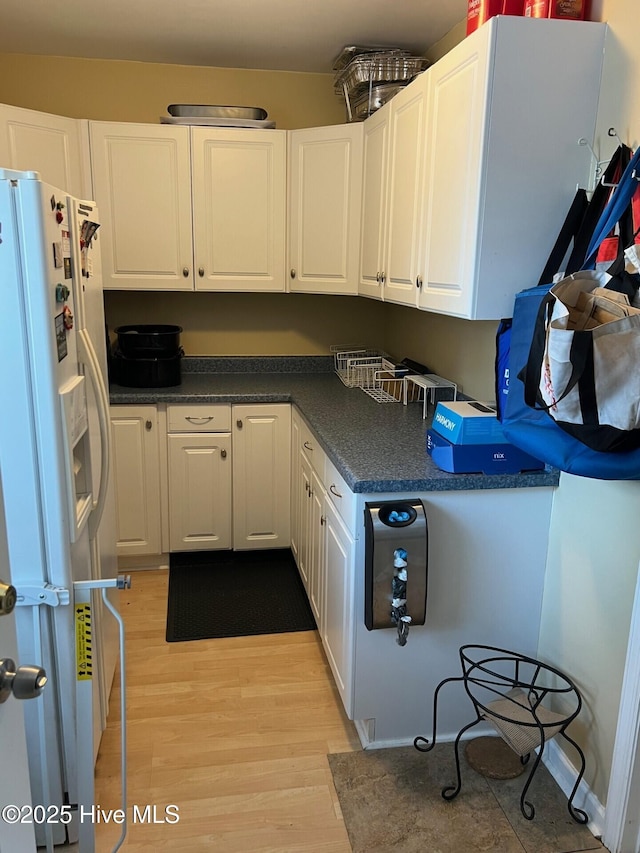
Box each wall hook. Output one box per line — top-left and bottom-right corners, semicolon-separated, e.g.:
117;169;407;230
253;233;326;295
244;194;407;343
578;137;601;191
608;127;624;147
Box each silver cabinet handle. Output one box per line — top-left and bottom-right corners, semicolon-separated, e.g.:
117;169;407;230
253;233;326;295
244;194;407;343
182;267;189;277
199;267;205;277
376;272;381;283
381;271;386;284
303;441;313;451
185;416;214;423
329;484;342;499
290;268;296;279
221;448;227;459
145;419;152;431
416;275;423;289
236;419;243;429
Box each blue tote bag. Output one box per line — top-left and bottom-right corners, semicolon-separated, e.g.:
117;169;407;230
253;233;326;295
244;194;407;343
500;145;640;479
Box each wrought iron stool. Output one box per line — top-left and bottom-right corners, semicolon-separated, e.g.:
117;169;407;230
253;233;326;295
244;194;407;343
414;644;588;822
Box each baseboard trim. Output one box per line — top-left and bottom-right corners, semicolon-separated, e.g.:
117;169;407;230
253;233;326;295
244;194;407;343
117;554;170;572
541;738;605;840
353;719;494;750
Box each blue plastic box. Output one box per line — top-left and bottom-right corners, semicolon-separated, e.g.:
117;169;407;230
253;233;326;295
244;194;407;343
426;429;545;475
431;400;508;445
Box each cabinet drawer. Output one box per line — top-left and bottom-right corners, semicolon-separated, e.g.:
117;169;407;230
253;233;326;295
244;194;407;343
299;417;326;475
167;404;231;433
324;456;357;534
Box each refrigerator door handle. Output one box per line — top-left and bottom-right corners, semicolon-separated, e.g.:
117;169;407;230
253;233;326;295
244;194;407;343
78;328;111;541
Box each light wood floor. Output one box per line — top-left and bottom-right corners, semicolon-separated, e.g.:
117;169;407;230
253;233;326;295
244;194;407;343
94;568;360;852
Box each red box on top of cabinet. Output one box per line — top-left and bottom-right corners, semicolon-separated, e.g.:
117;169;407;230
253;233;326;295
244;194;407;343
467;0;523;35
523;0;586;18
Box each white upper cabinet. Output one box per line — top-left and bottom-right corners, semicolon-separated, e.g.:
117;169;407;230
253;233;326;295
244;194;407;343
90;122;193;290
359;102;390;301
359;73;429;308
90;121;286;292
383;76;429;307
288;124;363;295
0;104;85;198
192;128;286;291
418;17;606;319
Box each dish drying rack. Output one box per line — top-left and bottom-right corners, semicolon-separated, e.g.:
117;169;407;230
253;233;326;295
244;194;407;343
331;345;458;410
331;346;415;403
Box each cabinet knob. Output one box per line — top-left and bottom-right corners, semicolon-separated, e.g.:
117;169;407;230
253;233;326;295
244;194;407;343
145;420;152;431
199;267;205;277
182;267;189;277
0;580;17;616
221;448;227;459
290;268;296;279
416;275;423;289
236;419;243;429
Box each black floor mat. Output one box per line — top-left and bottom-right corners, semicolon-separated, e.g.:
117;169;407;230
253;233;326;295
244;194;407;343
166;548;316;642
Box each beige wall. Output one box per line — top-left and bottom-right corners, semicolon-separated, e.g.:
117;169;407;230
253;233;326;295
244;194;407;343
0;53;345;128
105;291;387;356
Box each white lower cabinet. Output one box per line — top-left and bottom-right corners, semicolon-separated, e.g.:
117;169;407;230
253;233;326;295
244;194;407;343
308;466;325;624
110;405;162;557
167;432;232;551
232;403;291;549
291;407;356;715
322;495;355;712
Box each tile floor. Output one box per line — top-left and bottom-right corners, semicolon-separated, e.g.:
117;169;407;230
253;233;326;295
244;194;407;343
329;743;608;853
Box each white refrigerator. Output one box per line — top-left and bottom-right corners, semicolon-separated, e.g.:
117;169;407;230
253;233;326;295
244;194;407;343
0;169;120;848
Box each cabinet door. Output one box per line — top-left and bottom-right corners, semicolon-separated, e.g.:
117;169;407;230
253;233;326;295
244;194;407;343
168;433;232;551
359;104;390;300
90;122;193;290
0;104;85;197
384;76;428;307
290;409;302;567
192;128;286;292
297;451;313;591
309;467;325;624
419;28;490;318
322;497;355;715
289;124;363;295
232;404;291;549
110;406;161;556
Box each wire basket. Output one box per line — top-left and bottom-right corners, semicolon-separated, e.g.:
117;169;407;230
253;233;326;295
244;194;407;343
331;346;429;403
361;365;407;403
331;345;387;387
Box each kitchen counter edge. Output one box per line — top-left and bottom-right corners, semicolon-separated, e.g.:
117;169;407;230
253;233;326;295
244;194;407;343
109;372;559;494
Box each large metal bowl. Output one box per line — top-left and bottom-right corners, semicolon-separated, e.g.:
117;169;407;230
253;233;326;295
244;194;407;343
167;104;268;120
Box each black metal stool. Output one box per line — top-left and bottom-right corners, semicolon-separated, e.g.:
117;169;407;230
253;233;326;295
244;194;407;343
414;644;588;823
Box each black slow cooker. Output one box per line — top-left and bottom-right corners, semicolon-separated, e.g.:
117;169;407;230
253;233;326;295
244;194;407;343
112;324;183;387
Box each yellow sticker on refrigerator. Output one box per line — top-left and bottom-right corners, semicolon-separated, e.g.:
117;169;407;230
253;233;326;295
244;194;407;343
75;603;93;680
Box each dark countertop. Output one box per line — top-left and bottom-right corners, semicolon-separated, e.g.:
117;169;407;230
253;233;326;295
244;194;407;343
109;359;559;494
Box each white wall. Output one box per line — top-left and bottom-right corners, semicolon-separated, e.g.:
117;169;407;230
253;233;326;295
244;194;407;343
536;0;640;808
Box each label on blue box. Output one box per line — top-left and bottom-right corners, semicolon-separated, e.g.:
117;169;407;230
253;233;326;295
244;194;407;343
426;429;544;475
431;400;508;445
